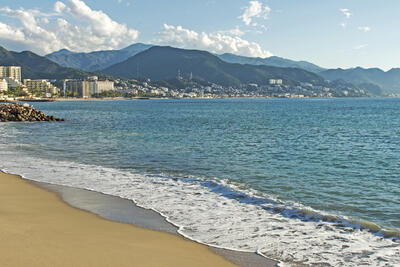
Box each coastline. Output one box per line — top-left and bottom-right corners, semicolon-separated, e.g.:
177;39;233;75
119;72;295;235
0;171;277;267
0;171;237;267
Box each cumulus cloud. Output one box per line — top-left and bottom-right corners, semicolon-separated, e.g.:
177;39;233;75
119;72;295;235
358;26;371;32
0;22;26;42
239;1;271;26
340;8;352;19
157;24;273;58
0;0;139;54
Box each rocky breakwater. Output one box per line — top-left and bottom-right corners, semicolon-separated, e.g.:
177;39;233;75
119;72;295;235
0;104;65;122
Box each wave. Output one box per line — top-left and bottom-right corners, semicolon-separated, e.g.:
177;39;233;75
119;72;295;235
0;146;399;266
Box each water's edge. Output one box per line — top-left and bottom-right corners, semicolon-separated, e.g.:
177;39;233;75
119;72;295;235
4;170;278;267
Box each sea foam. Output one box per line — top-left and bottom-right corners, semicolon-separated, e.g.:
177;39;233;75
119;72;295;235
0;144;399;267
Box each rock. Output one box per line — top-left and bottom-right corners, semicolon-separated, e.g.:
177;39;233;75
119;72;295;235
0;104;66;123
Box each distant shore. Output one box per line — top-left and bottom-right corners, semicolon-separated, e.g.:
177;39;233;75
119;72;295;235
0;171;237;267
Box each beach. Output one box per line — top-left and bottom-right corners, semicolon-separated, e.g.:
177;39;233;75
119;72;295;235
1;98;399;266
0;171;237;267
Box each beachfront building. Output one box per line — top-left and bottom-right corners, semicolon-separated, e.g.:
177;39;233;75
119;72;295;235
23;79;60;97
0;66;22;82
0;79;7;92
88;76;114;95
65;77;115;97
65;80;91;98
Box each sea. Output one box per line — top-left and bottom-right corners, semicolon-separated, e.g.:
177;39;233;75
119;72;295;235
0;98;399;266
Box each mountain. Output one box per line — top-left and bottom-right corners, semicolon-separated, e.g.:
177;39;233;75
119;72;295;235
45;43;152;72
101;46;326;87
217;53;325;73
320;67;400;94
0;46;92;80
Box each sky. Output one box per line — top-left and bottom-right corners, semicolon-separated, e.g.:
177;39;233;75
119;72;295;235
0;0;399;70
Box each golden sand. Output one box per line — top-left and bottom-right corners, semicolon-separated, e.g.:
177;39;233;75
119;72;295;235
0;172;236;267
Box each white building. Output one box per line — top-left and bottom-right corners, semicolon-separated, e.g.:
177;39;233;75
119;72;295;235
66;78;115;97
89;80;114;95
0;79;7;92
269;79;283;85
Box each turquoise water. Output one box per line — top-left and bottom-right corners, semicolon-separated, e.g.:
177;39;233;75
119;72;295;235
1;98;399;266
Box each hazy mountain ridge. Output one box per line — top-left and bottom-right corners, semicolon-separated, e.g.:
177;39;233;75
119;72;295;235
320;67;400;94
45;43;152;72
217;53;326;73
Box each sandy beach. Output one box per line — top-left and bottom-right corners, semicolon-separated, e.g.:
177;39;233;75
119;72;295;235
0;171;237;267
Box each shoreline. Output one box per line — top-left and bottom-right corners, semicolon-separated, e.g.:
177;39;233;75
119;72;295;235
5;96;384;103
0;171;277;267
0;171;236;267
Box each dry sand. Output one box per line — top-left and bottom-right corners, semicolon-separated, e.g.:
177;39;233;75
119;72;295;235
0;171;237;267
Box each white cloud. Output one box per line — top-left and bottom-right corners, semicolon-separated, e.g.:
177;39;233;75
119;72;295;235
0;22;26;42
354;44;368;50
157;24;273;58
340;8;352;19
340;22;346;28
66;0;138;39
239;1;271;26
358;26;371;32
54;1;67;13
0;0;139;54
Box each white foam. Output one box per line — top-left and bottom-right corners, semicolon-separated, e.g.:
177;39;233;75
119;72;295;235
0;145;399;266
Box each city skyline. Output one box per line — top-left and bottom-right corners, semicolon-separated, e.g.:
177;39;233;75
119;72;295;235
0;0;399;70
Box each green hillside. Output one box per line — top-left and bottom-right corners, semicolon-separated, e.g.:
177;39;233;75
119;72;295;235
101;46;325;87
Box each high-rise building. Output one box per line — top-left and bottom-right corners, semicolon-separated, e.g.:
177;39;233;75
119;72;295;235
0;66;22;82
89;80;114;95
65;80;91;98
65;78;114;97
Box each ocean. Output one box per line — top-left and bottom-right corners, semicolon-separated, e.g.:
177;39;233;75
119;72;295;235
0;98;399;266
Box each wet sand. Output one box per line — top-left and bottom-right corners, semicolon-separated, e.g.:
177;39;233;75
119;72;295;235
36;180;278;267
0;171;237;267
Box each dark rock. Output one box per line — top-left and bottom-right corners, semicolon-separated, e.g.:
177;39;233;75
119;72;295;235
0;104;66;123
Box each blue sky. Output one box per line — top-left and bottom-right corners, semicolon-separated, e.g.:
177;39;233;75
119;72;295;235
0;0;399;70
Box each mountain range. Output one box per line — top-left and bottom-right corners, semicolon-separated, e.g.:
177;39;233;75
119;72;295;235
320;67;400;94
2;42;400;96
45;44;326;74
44;43;399;95
101;46;326;87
